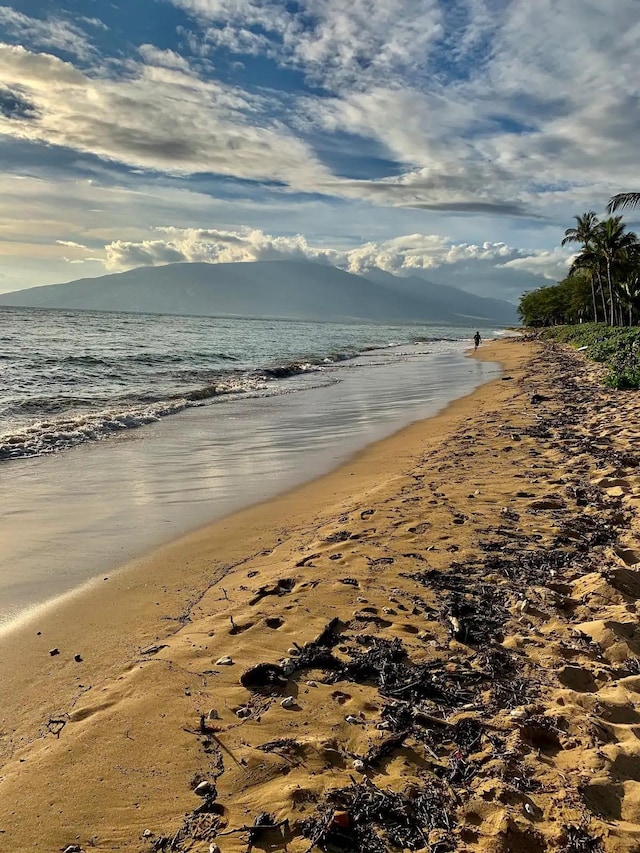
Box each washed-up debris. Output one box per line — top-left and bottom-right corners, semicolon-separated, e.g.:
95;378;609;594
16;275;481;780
301;779;454;853
563;824;604;853
141;644;168;656
324;530;352;543
240;662;287;690
249;578;296;605
217;813;290;844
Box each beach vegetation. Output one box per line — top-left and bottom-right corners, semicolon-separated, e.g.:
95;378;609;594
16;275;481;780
539;324;640;389
518;204;640;329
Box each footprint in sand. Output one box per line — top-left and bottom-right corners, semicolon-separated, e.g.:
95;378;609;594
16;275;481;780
557;664;599;693
229;620;255;636
614;548;640;568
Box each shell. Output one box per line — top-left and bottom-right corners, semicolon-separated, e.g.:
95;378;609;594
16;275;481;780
215;656;233;666
194;780;216;797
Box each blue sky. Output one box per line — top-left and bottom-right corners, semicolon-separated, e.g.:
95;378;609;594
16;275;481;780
0;0;638;299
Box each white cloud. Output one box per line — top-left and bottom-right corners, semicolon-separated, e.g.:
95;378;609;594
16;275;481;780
102;226;568;295
56;239;89;249
499;247;575;281
137;45;192;71
0;43;331;188
173;0;444;89
0;5;94;60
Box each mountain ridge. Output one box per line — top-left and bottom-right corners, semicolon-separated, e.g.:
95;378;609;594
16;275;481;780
0;259;517;325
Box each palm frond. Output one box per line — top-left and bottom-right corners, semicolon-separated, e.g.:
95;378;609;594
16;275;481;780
607;193;640;213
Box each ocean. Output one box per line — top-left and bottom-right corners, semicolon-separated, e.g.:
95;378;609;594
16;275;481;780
0;306;503;628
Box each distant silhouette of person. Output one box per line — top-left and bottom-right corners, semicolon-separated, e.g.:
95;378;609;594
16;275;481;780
473;331;481;351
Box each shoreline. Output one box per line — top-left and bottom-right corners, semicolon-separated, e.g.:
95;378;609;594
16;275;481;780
2;337;640;852
0;339;498;627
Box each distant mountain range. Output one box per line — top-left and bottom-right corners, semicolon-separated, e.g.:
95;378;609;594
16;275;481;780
0;260;517;325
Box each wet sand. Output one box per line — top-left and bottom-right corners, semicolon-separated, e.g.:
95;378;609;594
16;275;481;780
2;338;640;852
0;342;498;628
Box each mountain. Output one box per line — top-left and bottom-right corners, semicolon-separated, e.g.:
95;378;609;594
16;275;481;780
363;268;517;324
0;260;517;325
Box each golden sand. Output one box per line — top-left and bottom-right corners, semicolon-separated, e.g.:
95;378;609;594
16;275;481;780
1;338;640;852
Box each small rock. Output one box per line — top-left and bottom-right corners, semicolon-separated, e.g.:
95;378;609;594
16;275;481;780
331;810;351;829
518;599;529;614
510;708;527;720
306;680;318;688
236;707;251;718
524;802;535;817
142;829;152;838
345;714;361;725
63;846;82;853
287;647;300;656
194;780;216;797
74;654;83;663
207;708;220;720
209;844;221;853
281;696;295;709
353;759;365;772
49;648;60;657
216;656;233;666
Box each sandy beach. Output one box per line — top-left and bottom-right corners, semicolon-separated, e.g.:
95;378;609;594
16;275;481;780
2;337;640;853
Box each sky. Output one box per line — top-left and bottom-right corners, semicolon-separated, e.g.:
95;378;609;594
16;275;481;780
0;0;638;301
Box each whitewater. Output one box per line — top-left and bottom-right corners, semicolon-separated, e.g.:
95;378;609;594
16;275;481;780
0;306;503;628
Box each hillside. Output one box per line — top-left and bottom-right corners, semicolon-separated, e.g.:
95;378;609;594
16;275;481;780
0;260;517;324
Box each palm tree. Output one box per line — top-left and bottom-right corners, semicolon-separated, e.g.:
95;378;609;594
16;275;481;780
569;249;607;321
562;211;600;321
608;193;640;213
616;244;640;325
593;217;638;325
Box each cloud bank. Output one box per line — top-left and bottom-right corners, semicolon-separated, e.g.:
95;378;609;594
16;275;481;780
103;227;573;289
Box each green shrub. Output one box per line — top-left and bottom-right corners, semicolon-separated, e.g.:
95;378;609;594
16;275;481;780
540;323;640;390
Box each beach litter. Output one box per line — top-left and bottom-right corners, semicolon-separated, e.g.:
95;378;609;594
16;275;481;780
301;778;454;853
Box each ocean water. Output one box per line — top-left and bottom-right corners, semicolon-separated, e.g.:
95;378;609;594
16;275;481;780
0;306;491;461
0;306;504;629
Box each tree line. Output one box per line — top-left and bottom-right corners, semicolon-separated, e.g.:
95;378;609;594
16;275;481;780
518;193;640;327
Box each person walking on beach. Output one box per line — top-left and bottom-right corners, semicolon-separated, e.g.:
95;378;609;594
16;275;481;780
473;331;482;351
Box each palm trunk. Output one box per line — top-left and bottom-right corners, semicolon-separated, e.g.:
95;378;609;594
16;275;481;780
606;259;615;325
590;273;598;322
596;270;607;322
